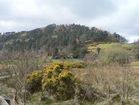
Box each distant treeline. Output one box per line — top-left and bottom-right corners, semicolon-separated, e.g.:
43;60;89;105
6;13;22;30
0;24;127;58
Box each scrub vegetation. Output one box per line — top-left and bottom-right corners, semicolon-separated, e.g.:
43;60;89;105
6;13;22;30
0;24;139;105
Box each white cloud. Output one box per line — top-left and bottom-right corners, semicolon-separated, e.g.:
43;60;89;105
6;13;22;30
85;0;139;42
0;0;139;42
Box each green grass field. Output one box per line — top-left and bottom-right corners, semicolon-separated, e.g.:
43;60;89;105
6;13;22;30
87;42;133;53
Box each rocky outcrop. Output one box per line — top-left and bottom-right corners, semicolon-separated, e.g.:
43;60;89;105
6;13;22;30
0;96;9;105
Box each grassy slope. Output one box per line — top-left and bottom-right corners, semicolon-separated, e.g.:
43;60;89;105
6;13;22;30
131;61;139;69
87;42;133;53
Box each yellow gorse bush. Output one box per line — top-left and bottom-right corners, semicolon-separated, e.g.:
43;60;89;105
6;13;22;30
27;70;42;81
46;60;86;69
26;70;43;93
26;60;83;100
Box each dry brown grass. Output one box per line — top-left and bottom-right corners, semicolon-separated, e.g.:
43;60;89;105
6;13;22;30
71;63;139;103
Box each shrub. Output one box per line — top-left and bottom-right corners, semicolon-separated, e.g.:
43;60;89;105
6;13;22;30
26;70;42;93
135;53;139;60
26;61;80;100
48;60;86;69
99;48;130;65
42;64;77;100
133;44;139;60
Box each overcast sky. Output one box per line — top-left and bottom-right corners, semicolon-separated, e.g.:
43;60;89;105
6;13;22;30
0;0;139;42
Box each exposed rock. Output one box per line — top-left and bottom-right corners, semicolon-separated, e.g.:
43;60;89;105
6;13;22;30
0;96;9;105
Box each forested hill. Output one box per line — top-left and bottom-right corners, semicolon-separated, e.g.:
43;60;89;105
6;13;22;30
0;24;126;57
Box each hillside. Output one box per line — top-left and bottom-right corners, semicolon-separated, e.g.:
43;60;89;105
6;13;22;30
87;43;133;53
0;24;126;58
1;25;139;105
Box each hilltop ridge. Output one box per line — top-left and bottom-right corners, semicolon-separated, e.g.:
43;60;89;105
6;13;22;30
0;24;127;58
